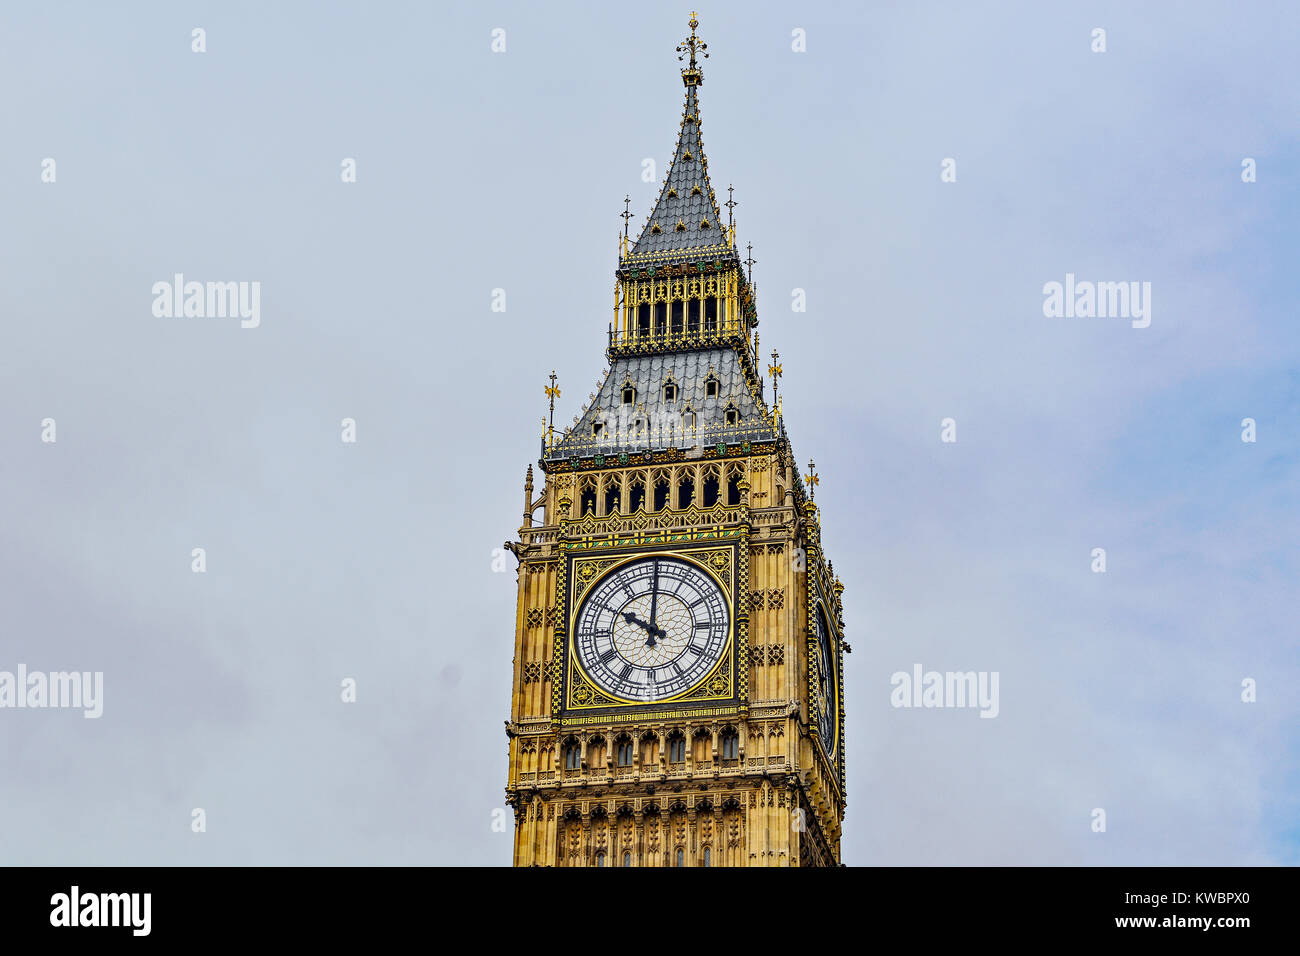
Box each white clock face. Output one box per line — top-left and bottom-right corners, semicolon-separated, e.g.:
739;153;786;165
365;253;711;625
573;556;729;703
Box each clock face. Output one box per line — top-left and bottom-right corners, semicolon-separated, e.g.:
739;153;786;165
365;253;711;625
573;556;729;703
813;604;838;761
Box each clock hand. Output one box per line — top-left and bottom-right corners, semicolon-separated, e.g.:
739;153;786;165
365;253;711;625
620;609;661;648
649;560;659;629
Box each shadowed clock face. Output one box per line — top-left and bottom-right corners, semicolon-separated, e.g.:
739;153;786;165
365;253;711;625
813;604;838;761
574;556;729;702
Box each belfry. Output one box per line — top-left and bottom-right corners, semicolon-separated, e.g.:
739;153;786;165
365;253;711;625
503;14;847;867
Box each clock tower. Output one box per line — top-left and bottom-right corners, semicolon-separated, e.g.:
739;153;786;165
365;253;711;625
503;14;847;867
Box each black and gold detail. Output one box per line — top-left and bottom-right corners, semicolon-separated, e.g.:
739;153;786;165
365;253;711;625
504;15;847;867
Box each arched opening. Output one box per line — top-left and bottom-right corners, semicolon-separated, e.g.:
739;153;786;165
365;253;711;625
587;735;606;768
668;733;686;764
579;483;597;517
637;302;651;338
704;297;718;332
701;472;720;508
562;739;581;770
639;733;659;767
653;302;667;337
726;469;741;506
687;298;700;333
622;851;632;868
604;482;620;516
653;478;670;512
692;728;711;764
702;846;711;867
615;736;634;767
677;473;694;509
595;850;606;867
628;478;645;513
720;727;739;762
670;300;683;335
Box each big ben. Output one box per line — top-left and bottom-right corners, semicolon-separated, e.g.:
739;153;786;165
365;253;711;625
503;14;847;867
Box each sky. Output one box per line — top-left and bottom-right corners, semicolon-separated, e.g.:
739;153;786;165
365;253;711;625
0;0;1296;866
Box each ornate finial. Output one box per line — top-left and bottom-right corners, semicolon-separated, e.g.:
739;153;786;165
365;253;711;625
621;195;632;238
768;349;783;405
744;242;756;283
805;459;819;499
545;371;561;449
677;12;708;84
725;184;737;233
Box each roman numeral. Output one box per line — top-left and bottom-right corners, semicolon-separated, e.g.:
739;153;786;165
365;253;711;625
599;648;619;664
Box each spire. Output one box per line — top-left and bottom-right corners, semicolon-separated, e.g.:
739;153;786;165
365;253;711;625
624;14;730;268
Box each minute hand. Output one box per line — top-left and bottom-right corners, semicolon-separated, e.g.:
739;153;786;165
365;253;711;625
649;561;659;629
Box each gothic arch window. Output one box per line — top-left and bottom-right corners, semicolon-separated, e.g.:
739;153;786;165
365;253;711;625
720;728;739;761
595;850;606;867
704;373;719;398
677;471;694;509
670;300;684;335
692;727;712;763
662;377;678;403
603;480;620;517
587;735;607;768
578;479;597;517
724;403;739;426
615;736;634;767
726;464;743;506
687;297;700;332
668;733;686;764
701;466;720;508
654;302;667;337
639;732;659;767
702;846;712;867
637;302;651;337
622;383;636;405
652;475;670;512
704;297;718;332
628;477;646;513
562;738;581;770
622;851;632;868
675;848;685;867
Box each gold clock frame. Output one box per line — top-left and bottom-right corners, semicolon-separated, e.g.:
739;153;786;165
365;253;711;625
556;541;745;726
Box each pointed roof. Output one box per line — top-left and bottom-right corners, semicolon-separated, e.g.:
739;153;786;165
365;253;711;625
621;17;737;271
627;84;730;264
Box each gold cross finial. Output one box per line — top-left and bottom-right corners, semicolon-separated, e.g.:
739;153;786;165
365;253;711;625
805;459;819;499
544;370;561;446
768;348;783;407
677;13;707;75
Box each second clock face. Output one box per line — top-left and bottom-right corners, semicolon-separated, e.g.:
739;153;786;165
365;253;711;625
573;556;729;703
813;603;838;762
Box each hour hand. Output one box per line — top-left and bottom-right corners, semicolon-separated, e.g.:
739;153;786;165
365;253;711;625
621;611;662;646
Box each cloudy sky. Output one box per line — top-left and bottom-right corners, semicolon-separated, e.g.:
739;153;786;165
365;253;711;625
1;1;1296;865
